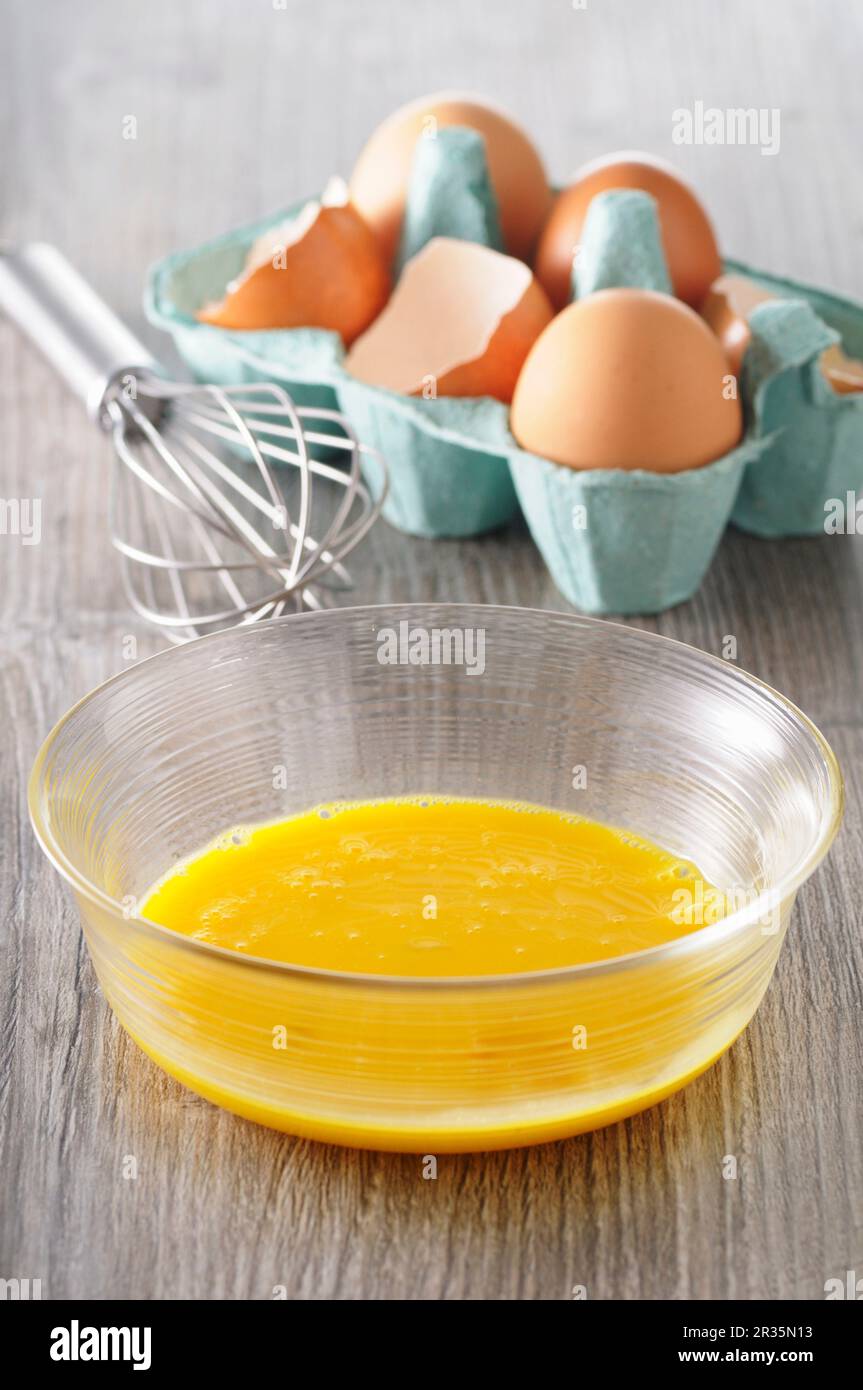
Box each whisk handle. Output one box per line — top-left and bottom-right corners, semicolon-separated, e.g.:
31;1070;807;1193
0;242;161;424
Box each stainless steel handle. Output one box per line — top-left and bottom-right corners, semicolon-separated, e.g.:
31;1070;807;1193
0;242;160;424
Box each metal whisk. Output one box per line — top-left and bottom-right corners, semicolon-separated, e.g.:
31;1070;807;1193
0;243;386;643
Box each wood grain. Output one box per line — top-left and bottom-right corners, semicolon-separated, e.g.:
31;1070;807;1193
0;0;861;1301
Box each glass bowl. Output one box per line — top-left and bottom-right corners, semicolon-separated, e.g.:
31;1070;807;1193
29;604;843;1152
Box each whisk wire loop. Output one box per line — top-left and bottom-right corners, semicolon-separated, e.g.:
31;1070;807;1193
105;376;386;644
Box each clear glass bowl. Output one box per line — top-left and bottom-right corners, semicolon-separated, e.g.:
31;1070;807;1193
29;604;843;1152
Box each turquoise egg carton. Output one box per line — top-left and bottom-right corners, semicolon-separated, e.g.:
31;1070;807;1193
724;259;863;537
509;438;765;615
144;137;863;609
333;383;518;539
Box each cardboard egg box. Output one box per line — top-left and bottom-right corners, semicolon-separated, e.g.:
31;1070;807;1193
145;130;863;614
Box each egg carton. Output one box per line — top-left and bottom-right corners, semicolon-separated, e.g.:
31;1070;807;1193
722;259;863;538
147;222;520;533
145;139;863;612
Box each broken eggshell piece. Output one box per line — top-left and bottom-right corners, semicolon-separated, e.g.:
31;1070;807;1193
345;236;554;404
196;178;390;344
702;271;863;394
821;343;863;394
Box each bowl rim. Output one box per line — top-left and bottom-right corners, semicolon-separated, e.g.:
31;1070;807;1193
28;602;845;990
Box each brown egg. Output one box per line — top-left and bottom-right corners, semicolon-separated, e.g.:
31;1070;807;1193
702;273;863;394
344;237;553;404
349;92;552;267
197;179;390;344
535;152;722;311
511;288;742;472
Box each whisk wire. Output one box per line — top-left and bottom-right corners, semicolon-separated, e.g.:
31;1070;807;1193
106;376;386;643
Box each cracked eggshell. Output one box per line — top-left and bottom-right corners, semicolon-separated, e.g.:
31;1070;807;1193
196;179;390;344
349;91;552;266
344;237;554;404
821;343;863;394
510;287;743;473
700;272;774;375
702;272;863;394
535;152;722;311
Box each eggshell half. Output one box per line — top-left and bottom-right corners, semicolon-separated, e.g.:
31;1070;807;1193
511;288;742;472
535;152;722;310
344;237;554;403
702;273;863;394
821;343;863;394
349;92;552;266
700;273;773;375
197;180;390;344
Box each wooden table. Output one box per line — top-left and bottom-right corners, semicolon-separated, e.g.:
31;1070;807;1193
1;0;860;1300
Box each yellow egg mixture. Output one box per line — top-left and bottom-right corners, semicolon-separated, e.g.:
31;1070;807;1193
130;797;735;1149
142;797;708;974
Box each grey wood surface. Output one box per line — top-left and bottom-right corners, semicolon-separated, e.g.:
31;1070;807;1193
1;0;861;1301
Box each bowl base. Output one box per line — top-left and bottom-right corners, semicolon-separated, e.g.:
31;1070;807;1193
125;1023;748;1154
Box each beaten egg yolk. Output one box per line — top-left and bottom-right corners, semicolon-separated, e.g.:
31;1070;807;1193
141;797;710;976
124;798;740;1150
